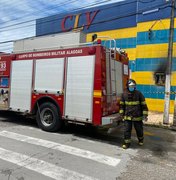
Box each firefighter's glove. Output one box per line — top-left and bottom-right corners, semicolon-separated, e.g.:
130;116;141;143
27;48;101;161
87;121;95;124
143;116;148;122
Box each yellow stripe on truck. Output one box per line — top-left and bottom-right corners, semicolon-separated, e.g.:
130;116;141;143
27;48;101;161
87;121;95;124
93;90;102;98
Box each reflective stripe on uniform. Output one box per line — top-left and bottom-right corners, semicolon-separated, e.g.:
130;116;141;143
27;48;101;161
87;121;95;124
124;116;143;121
120;101;124;105
119;110;124;113
124;116;132;120
143;111;148;115
125;101;140;105
141;101;147;105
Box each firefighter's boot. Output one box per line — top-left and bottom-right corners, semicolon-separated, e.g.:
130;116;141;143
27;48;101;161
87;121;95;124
138;139;144;146
122;143;130;149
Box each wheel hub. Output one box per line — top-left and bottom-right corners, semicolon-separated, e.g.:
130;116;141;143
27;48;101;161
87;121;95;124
41;108;54;126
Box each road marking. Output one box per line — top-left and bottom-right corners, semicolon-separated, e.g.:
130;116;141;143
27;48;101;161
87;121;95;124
0;131;120;167
0;147;98;180
18;125;95;143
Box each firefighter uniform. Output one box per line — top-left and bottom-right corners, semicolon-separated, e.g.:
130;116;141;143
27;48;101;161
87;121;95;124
119;79;148;149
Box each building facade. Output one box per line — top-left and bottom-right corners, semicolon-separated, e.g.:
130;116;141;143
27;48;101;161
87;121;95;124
36;0;176;112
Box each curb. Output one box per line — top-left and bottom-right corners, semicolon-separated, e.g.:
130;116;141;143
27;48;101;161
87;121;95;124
143;122;171;129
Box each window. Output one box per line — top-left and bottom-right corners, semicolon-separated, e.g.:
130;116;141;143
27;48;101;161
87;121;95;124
154;72;165;86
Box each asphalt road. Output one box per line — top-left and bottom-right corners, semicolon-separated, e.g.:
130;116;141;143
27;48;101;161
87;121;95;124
0;111;175;180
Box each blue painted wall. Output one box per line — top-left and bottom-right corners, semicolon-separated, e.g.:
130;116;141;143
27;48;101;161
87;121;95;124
137;0;172;23
36;0;174;36
36;0;137;36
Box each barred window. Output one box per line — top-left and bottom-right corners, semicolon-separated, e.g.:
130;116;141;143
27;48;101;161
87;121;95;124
154;72;165;86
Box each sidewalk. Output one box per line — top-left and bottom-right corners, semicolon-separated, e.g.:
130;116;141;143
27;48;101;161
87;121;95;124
145;111;174;127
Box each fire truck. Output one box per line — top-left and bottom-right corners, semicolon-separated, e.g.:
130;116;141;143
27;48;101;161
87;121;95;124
0;33;129;132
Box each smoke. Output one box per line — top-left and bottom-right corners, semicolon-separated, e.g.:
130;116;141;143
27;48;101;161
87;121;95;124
155;59;167;73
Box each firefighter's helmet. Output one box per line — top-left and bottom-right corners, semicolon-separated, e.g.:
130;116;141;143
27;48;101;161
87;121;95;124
127;79;136;88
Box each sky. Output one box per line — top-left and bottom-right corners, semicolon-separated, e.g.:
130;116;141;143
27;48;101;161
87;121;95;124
0;0;124;53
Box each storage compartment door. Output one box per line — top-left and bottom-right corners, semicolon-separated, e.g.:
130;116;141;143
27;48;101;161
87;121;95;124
34;58;64;94
10;60;33;112
65;56;95;122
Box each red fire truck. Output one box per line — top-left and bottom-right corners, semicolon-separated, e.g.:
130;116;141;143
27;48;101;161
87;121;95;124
0;39;129;132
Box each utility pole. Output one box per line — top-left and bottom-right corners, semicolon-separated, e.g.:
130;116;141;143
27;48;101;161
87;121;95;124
163;0;175;124
173;95;176;126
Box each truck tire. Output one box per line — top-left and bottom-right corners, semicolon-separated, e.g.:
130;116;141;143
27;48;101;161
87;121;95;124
36;102;62;132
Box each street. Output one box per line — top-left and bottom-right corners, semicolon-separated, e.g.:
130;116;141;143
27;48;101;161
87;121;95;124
0;111;175;180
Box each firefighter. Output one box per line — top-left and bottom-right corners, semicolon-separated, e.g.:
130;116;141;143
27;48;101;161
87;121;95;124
119;79;148;149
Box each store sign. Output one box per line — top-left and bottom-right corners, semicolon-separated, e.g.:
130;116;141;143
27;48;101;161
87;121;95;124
61;10;99;32
36;1;137;36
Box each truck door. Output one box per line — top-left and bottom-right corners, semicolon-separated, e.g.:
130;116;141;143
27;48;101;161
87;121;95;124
34;58;64;94
0;56;11;110
9;60;33;112
64;55;95;122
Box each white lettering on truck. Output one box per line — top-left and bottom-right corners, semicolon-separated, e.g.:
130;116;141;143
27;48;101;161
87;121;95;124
66;49;82;55
17;49;83;59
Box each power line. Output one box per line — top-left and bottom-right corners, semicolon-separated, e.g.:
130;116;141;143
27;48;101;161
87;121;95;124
0;0;79;29
0;0;168;34
0;0;130;50
0;0;168;30
0;0;78;25
0;0;111;29
0;0;135;31
0;0;171;54
0;2;171;45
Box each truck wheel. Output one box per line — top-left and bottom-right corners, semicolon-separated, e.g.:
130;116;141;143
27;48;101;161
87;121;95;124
36;102;62;132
